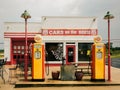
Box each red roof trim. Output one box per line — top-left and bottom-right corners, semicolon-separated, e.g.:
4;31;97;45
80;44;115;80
4;32;41;38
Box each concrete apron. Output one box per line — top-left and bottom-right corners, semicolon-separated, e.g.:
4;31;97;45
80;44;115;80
14;66;120;88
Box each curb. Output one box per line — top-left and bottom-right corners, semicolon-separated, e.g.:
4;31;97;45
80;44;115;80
15;83;120;88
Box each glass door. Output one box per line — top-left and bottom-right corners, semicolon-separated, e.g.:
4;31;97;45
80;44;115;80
66;45;75;64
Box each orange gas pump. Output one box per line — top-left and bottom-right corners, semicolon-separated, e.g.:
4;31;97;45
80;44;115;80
32;35;45;81
91;36;105;81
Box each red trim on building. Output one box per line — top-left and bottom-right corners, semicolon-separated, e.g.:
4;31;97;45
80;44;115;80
66;45;76;64
4;32;41;38
91;44;95;79
10;38;13;64
6;61;11;65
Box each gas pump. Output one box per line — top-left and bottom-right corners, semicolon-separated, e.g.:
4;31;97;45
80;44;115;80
91;35;105;81
32;35;45;81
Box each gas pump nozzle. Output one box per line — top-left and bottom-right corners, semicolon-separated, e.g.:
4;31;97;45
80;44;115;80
62;57;65;65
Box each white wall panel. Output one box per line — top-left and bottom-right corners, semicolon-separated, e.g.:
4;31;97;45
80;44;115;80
4;38;10;62
4;22;41;33
42;16;97;29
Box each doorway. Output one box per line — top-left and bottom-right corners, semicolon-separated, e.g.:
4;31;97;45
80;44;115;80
11;38;34;64
66;45;75;64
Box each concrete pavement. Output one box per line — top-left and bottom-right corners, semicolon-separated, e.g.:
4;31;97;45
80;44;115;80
0;65;120;88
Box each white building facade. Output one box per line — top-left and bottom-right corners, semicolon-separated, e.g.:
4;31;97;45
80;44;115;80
4;22;41;64
4;17;98;65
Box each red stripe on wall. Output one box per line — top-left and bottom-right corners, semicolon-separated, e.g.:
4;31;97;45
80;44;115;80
4;32;41;38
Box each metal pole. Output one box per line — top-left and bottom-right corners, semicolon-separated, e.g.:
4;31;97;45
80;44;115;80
104;11;114;81
108;18;111;81
24;18;28;80
21;10;31;81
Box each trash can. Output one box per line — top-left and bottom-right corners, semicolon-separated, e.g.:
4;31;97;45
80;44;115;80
61;65;75;81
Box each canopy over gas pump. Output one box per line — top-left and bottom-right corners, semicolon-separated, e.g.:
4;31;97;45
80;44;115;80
91;35;105;81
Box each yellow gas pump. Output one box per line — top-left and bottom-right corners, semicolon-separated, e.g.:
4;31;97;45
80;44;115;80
91;35;105;81
32;35;45;81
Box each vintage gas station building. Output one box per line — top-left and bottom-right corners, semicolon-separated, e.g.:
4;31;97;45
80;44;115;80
4;16;98;65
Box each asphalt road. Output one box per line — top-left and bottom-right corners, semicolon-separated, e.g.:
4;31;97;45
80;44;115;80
106;58;120;69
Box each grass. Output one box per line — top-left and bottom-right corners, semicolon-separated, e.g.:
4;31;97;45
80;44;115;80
111;54;120;58
106;50;120;59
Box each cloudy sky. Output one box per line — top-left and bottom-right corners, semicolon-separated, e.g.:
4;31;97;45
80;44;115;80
0;0;120;48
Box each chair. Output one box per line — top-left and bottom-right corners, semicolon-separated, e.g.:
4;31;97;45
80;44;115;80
3;57;7;65
0;57;8;84
8;59;20;83
0;57;7;67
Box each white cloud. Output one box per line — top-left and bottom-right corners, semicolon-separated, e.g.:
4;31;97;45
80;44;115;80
0;0;120;47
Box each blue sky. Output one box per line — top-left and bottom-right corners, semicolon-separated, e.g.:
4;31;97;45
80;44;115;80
0;0;120;48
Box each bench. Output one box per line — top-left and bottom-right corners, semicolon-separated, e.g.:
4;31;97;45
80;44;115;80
70;62;91;75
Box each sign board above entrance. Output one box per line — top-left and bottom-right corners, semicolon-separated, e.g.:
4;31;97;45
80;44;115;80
42;29;98;36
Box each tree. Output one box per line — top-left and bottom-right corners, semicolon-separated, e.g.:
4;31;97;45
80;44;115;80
105;42;113;49
105;42;113;55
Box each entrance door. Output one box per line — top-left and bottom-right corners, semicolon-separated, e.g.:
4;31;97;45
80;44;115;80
66;45;75;64
12;39;34;64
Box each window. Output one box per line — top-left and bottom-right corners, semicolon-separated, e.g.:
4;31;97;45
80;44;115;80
21;46;24;49
45;43;63;61
78;43;93;61
14;46;16;49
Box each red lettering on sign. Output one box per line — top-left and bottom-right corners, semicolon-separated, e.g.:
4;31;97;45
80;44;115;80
42;29;98;36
